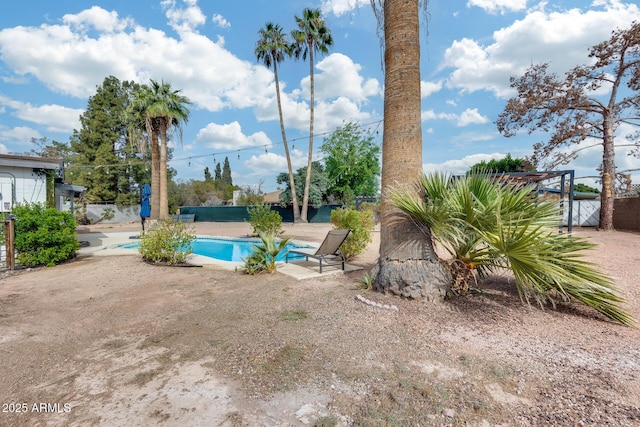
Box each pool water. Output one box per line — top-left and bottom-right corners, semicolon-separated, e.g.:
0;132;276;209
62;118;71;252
122;237;310;263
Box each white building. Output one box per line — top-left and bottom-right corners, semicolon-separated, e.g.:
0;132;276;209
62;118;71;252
0;154;83;212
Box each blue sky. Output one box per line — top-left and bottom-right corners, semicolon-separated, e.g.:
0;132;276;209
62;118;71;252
0;0;639;193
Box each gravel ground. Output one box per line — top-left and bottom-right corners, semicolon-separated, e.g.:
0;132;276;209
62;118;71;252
0;222;638;426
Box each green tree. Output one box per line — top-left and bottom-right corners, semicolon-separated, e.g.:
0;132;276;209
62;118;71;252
497;22;640;231
321;122;380;204
469;154;534;174
204;166;212;182
369;0;449;299
256;22;300;222
214;162;222;182
131;80;191;219
574;183;600;194
392;172;634;326
277;161;329;208
222;156;233;186
292;7;333;222
68;76;146;205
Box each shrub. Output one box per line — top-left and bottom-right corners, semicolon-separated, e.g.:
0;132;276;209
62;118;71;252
101;207;115;221
392;172;636;327
242;231;291;274
12;203;80;267
139;218;195;265
330;208;375;260
247;204;283;236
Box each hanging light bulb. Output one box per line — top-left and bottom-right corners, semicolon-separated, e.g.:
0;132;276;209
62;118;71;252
237;151;240;160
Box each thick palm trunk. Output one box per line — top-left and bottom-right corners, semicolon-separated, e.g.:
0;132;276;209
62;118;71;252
274;62;301;222
300;44;315;223
159;120;169;220
371;0;449;299
150;127;160;220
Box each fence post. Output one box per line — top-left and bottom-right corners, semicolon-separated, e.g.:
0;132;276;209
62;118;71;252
4;214;15;270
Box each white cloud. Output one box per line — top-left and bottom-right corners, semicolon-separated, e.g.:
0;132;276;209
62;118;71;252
421;80;443;98
442;1;640;98
161;0;206;34
421;107;489;127
0;5;379;138
457;108;490;127
0;126;44;148
423;152;506;175
0;95;82;133
466;0;528;14
243;150;307;182
302;53;381;103
62;6;134;33
212;14;230;29
321;0;370;17
195;121;272;151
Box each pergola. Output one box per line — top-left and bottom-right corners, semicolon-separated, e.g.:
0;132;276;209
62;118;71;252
489;170;576;233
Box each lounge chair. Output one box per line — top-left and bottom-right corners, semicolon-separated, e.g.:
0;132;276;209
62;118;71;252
285;229;351;273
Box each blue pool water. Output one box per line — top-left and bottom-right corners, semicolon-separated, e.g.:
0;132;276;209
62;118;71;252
122;237;310;263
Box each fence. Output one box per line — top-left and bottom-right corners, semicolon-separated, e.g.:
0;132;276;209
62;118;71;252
613;197;640;231
178;205;343;223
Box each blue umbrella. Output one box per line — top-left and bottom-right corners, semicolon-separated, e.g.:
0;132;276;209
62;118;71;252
140;183;151;231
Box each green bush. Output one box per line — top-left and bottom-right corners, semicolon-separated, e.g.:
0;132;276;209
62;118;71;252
330;208;375;260
247;204;283;236
139;218;195;265
12;203;80;267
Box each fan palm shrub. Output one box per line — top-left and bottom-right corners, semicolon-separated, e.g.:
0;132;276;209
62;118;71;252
391;172;634;326
242;231;291;274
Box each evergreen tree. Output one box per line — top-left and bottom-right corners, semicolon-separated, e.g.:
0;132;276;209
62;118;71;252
68;76;123;202
222;156;233;186
204;166;212;182
67;76;148;205
214;162;222;182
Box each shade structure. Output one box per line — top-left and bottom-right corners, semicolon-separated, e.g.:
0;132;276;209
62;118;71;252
140;183;151;219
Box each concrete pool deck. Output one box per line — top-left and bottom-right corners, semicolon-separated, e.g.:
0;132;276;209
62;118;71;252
76;221;373;280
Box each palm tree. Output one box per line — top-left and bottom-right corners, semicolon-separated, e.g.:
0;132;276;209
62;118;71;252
391;172;635;326
129;88;161;220
291;8;333;223
369;0;450;299
133;80;191;219
255;22;301;222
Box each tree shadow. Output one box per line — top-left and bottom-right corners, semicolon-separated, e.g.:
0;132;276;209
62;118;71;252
447;273;610;325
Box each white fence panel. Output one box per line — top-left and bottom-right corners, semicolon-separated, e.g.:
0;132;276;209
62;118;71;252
562;200;599;227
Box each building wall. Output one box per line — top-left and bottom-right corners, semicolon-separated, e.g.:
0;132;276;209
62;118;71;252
613;198;640;231
0;167;48;211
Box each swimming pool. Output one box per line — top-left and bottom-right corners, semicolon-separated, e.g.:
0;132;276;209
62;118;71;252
121;237;311;263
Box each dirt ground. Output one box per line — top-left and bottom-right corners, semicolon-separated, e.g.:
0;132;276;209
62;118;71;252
0;222;639;426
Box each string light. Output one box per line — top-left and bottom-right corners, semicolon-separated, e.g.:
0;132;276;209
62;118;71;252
61;118;384;171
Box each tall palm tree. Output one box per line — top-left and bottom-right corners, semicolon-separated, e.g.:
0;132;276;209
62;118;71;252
255;22;301;222
130;88;161;220
291;8;333;223
132;80;191;219
369;0;450;299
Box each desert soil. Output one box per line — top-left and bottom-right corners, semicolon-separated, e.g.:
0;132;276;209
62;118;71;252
0;222;639;427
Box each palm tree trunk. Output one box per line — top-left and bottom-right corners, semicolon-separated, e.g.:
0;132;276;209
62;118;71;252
159;120;169;220
371;0;449;300
150;126;160;220
300;43;315;223
274;62;301;222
